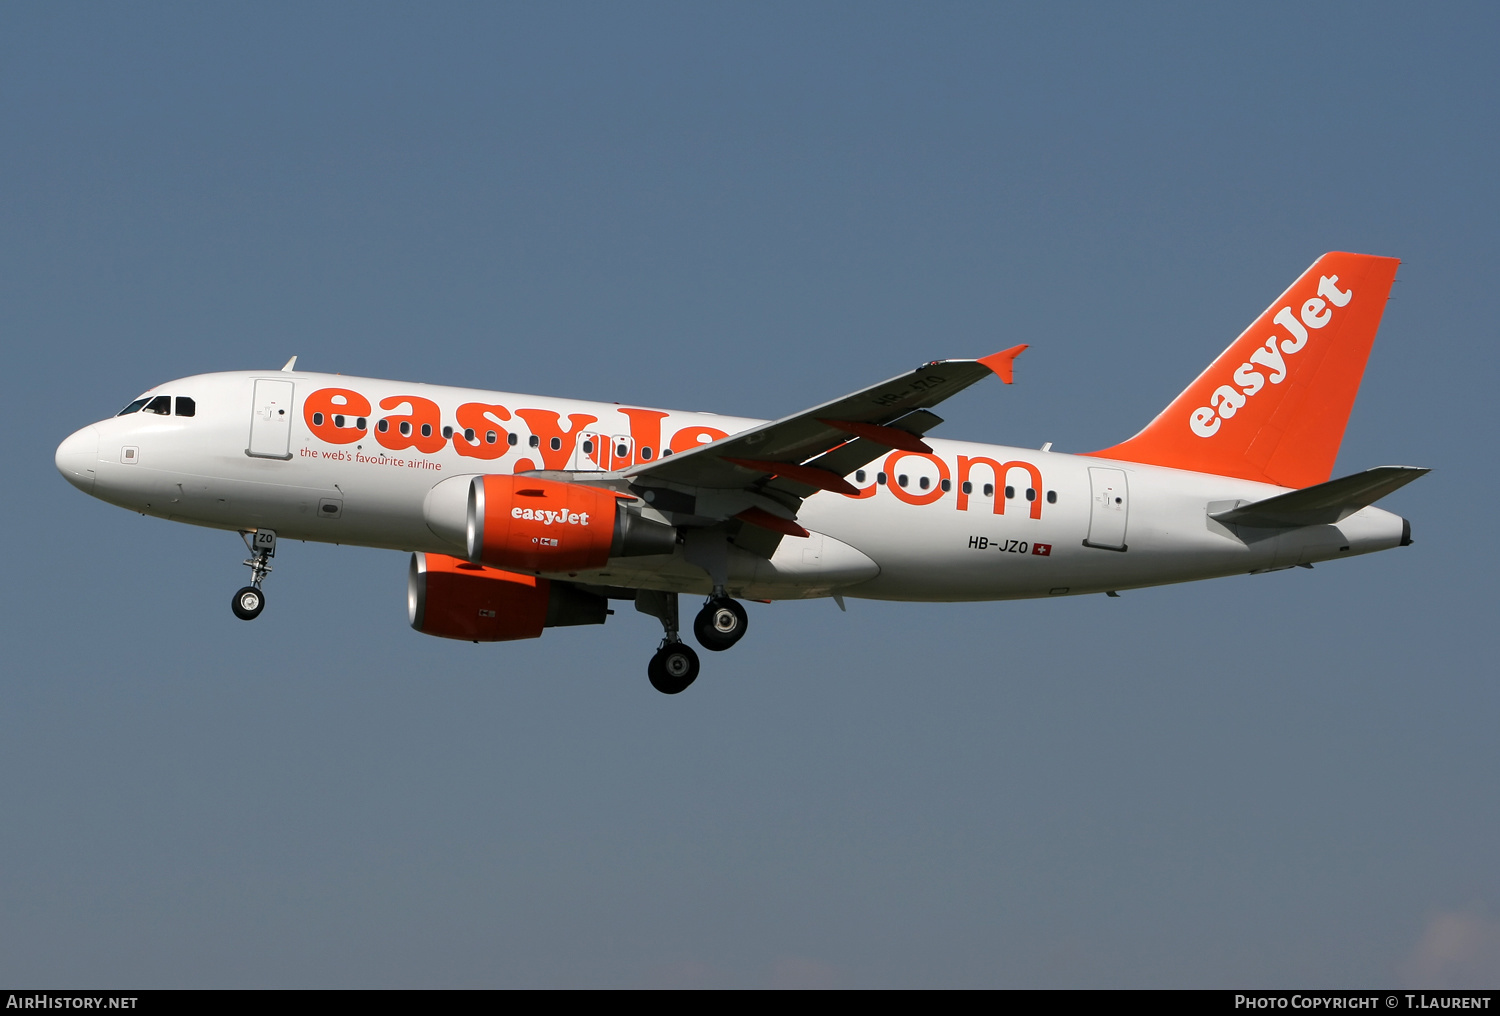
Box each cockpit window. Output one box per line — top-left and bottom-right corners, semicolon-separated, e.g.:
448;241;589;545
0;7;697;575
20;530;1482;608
143;395;172;415
117;398;151;416
175;397;196;418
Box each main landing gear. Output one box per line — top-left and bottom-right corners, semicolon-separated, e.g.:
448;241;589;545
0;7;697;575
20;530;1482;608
636;589;750;694
231;529;276;621
636;590;700;694
648;641;700;696
693;596;748;652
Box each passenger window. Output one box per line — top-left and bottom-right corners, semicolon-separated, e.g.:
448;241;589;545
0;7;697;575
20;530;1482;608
877;472;887;485
442;425;453;439
117;398;151;416
855;470;866;483
508;433;519;446
312;412;325;426
940;479;951;492
615;443;627;457
1005;485;1015;499
174;397;195;417
961;481;972;494
552;437;563;451
582;440;594;454
144;395;171;415
529;435;540;448
641;446;653;460
1047;490;1057;504
377;420;389;433
485;430;497;444
897;474;908;488
983;483;994;497
399;421;412;437
1026;488;1036;501
918;476;929;490
421;423;433;438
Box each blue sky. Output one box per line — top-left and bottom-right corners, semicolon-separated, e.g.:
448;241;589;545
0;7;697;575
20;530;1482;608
2;3;1497;987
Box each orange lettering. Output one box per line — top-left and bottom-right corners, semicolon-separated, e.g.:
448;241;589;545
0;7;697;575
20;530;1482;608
884;452;949;506
453;402;512;460
303;388;370;445
669;425;729;454
955;456;1043;518
513;409;598;469
619;408;670;465
375;396;446;454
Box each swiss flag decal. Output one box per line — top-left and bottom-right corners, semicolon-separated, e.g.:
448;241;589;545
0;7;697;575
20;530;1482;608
1032;543;1052;556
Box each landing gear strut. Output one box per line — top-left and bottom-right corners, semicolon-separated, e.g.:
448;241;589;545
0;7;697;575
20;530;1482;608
636;590;700;695
693;596;748;652
232;529;276;621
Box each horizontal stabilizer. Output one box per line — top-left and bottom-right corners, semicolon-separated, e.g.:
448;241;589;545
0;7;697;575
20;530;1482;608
1210;466;1429;528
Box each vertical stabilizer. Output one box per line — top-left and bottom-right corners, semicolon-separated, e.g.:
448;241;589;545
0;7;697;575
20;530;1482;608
1087;252;1400;489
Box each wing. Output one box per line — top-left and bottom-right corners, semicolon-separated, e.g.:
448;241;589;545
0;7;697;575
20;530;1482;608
622;346;1027;516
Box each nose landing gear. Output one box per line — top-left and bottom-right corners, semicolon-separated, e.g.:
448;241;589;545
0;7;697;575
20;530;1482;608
232;529;276;621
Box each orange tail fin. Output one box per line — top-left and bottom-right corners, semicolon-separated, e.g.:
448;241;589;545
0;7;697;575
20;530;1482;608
1086;252;1400;489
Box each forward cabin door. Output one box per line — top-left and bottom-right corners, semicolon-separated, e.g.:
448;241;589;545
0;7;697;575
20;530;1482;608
247;379;295;460
1084;467;1129;550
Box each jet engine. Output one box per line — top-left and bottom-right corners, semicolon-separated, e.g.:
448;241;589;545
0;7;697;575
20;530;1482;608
423;473;676;573
408;552;609;642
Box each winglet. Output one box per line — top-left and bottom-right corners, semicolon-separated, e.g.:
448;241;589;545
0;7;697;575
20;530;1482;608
977;344;1028;384
281;356;298;372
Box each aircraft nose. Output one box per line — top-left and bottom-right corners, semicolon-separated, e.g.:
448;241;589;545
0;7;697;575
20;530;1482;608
56;425;99;493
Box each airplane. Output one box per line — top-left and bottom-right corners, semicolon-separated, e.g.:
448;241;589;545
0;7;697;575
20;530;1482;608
55;252;1425;694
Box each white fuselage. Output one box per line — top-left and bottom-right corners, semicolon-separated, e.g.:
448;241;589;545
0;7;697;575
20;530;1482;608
55;370;1409;603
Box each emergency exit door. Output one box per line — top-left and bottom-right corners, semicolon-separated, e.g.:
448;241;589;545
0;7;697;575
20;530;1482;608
571;432;634;470
247;379;294;460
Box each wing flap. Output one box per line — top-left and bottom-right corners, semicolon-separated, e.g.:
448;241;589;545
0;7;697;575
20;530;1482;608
800;410;945;481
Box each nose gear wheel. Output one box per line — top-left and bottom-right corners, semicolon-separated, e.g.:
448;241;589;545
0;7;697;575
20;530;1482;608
231;586;265;620
232;529;277;621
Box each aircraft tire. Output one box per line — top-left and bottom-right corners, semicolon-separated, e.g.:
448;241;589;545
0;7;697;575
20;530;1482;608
648;641;700;694
693;597;748;652
231;586;265;621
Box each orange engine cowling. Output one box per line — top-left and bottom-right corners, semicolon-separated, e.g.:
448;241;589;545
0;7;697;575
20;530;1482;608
466;473;672;573
408;553;608;642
